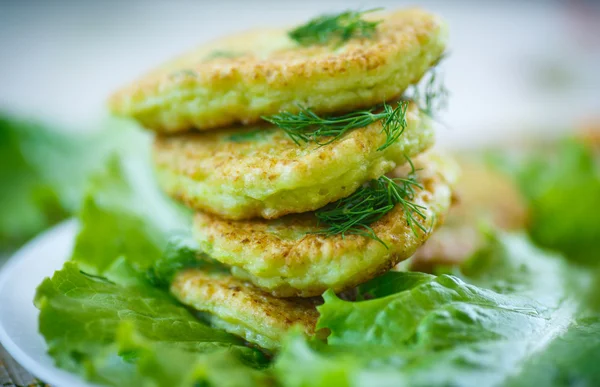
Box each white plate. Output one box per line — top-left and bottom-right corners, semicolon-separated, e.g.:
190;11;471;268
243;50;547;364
0;220;99;387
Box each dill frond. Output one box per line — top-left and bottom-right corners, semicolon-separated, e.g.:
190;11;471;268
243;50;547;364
377;101;409;151
312;157;429;247
410;64;449;118
288;9;382;46
262;101;409;150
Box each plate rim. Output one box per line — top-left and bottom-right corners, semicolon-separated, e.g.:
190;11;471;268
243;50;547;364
0;220;98;387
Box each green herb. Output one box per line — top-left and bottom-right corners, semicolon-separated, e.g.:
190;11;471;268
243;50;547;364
227;129;264;142
288;8;382;46
410;63;449;117
262;101;409;150
312;157;428;247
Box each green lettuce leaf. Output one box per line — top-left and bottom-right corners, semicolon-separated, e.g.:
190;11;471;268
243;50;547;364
0;114;141;251
489;139;600;266
274;233;600;387
146;235;227;289
70;151;225;287
506;316;600;387
36;149;272;386
522;140;600;266
71;155;192;275
0;115;74;249
113;323;270;387
356;271;435;299
34;262;267;386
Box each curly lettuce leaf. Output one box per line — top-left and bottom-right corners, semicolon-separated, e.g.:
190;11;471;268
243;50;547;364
0;115;73;249
71;155;192;275
356;271;435;299
522;140;600;265
34;262;266;386
70;152;225;289
275;233;600;387
113;323;270;387
489;139;600;266
146;235;227;289
0;114;142;250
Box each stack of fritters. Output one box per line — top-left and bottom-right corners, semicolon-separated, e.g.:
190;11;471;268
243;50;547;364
109;8;455;350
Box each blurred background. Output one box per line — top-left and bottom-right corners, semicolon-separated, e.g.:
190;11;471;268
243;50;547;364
1;0;599;147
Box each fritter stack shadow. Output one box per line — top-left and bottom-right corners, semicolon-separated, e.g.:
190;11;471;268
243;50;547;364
109;8;456;348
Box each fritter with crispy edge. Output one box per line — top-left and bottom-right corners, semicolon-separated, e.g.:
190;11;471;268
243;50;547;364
153;102;432;220
192;152;458;297
109;8;447;133
171;269;322;350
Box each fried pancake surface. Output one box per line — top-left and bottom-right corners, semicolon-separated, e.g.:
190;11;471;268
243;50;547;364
153;103;432;220
171;269;321;350
109;8;447;133
193;152;458;297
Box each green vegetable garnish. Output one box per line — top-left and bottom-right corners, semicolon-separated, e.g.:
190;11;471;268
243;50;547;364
262;101;409;150
71;155;190;275
261;62;448;150
313;157;427;246
411;67;449;118
518;139;600;266
488;138;600;266
0;114;139;251
288;8;382;46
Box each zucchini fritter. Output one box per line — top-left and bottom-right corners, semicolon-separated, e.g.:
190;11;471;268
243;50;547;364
109;8;447;133
193;152;458;297
171;269;322;350
153;102;432;220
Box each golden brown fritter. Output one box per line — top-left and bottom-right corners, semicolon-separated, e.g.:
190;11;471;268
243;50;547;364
153;102;433;220
192;152;458;297
109;8;447;133
171;269;322;350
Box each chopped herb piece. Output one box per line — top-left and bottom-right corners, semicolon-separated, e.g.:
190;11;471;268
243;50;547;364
289;9;382;46
262;101;409;150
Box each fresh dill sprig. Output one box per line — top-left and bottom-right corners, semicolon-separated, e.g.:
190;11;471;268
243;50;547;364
288;8;382;46
378;101;409;151
262;101;409;150
410;60;449;118
312;157;429;247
